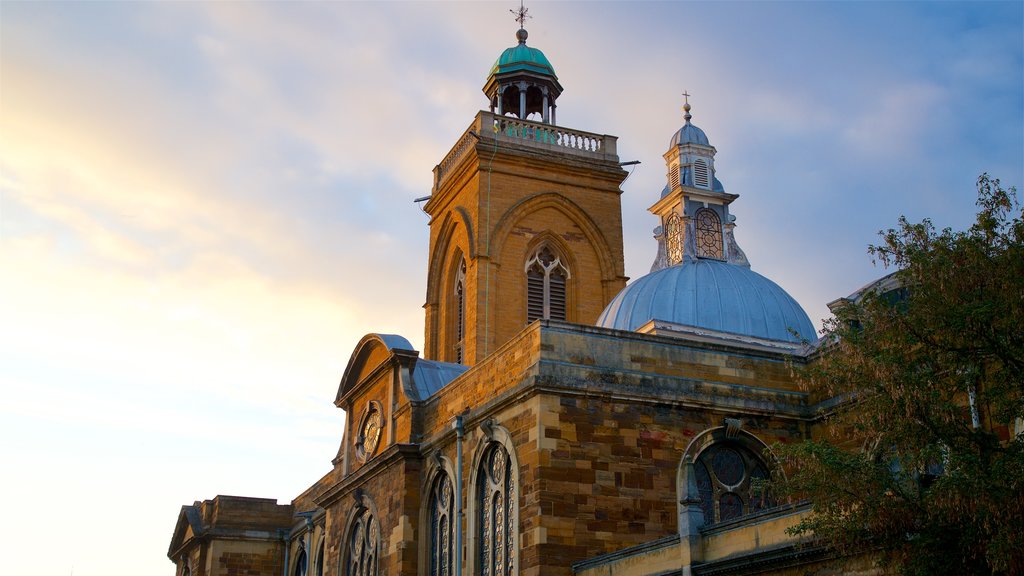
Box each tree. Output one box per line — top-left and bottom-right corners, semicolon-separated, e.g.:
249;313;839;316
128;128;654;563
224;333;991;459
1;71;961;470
775;175;1024;575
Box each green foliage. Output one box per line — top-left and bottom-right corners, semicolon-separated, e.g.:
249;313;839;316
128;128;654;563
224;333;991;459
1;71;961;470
774;175;1024;575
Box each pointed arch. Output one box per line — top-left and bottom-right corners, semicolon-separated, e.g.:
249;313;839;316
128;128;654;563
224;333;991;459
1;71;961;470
425;209;476;306
341;492;381;576
466;423;520;576
420;454;458;576
523;235;573;322
487;192;621;283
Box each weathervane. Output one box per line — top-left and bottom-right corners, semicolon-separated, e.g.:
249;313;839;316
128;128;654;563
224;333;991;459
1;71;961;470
511;1;531;28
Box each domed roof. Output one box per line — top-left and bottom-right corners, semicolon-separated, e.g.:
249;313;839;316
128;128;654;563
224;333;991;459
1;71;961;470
596;260;816;343
670;122;710;147
489;28;557;79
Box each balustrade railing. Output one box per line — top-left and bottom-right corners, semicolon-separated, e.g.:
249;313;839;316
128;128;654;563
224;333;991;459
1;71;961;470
434;112;618;189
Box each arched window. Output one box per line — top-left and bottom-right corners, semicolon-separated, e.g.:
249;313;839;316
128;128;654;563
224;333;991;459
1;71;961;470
525;245;569;323
315;536;325;576
665;213;683;266
478;443;515;576
429;472;455;576
693;442;772;524
453;257;467;364
694;208;723;260
293;546;308;576
346;507;378;576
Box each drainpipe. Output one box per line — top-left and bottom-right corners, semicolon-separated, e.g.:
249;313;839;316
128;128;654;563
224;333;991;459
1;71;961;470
280;528;290;576
454;415;465;576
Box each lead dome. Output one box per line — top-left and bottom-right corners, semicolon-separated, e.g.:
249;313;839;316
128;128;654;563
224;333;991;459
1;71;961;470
595;260;816;343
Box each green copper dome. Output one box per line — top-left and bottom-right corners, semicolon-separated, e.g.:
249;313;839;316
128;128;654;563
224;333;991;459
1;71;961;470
488;28;558;80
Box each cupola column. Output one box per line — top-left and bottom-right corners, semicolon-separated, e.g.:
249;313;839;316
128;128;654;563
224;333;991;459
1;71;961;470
551;103;556;126
496;85;503;115
542;88;549;123
518;82;528;119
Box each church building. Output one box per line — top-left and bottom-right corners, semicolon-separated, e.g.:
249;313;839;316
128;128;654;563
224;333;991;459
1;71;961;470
169;16;859;576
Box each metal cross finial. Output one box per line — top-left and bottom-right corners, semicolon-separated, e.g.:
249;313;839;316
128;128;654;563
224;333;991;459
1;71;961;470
682;91;691;105
511;1;531;28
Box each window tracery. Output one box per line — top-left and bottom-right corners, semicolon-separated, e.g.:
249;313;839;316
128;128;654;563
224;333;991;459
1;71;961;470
693;443;772;524
478;443;515;576
665;213;683;266
430;472;454;576
453;257;467;363
347;507;378;576
525;245;569;322
695;208;723;260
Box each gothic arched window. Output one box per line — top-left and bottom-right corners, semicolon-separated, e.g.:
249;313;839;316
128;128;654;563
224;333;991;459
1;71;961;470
429;472;455;576
293;547;307;576
694;208;723;260
315;537;325;576
525;245;569;323
693;443;772;524
666;213;683;266
346;507;379;576
478;443;515;576
453;257;467;364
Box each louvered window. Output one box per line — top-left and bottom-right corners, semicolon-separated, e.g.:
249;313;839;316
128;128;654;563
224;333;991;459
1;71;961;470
693;159;709;189
669;163;680;189
453;258;466;364
525;246;569;323
695;208;723;260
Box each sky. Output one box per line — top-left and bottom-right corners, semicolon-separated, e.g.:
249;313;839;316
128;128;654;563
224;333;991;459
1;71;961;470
1;1;1021;574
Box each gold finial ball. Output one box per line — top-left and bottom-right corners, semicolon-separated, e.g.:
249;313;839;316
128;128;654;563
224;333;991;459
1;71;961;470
683;102;691;112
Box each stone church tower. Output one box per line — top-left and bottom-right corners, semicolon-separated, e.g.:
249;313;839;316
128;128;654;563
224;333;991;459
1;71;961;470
422;25;628;365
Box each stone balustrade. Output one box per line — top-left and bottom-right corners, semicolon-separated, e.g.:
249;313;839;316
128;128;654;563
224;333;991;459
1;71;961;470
434;111;619;189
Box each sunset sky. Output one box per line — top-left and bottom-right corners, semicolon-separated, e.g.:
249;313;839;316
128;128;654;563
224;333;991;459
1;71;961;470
1;2;1021;574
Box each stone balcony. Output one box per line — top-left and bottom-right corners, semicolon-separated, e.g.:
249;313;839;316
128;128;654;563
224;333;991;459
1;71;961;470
433;111;619;191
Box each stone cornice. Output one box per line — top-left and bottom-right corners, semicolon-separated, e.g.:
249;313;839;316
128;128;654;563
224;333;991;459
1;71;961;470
314;443;422;508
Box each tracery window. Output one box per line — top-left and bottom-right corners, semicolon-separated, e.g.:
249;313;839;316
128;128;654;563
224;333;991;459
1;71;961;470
693;443;772;524
478;443;515;576
694;208;723;260
525;245;569;322
430;472;455;576
346;507;379;576
665;213;684;266
453;258;467;364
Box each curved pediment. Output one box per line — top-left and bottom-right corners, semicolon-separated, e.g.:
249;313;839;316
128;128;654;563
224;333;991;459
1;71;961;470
336;334;418;405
